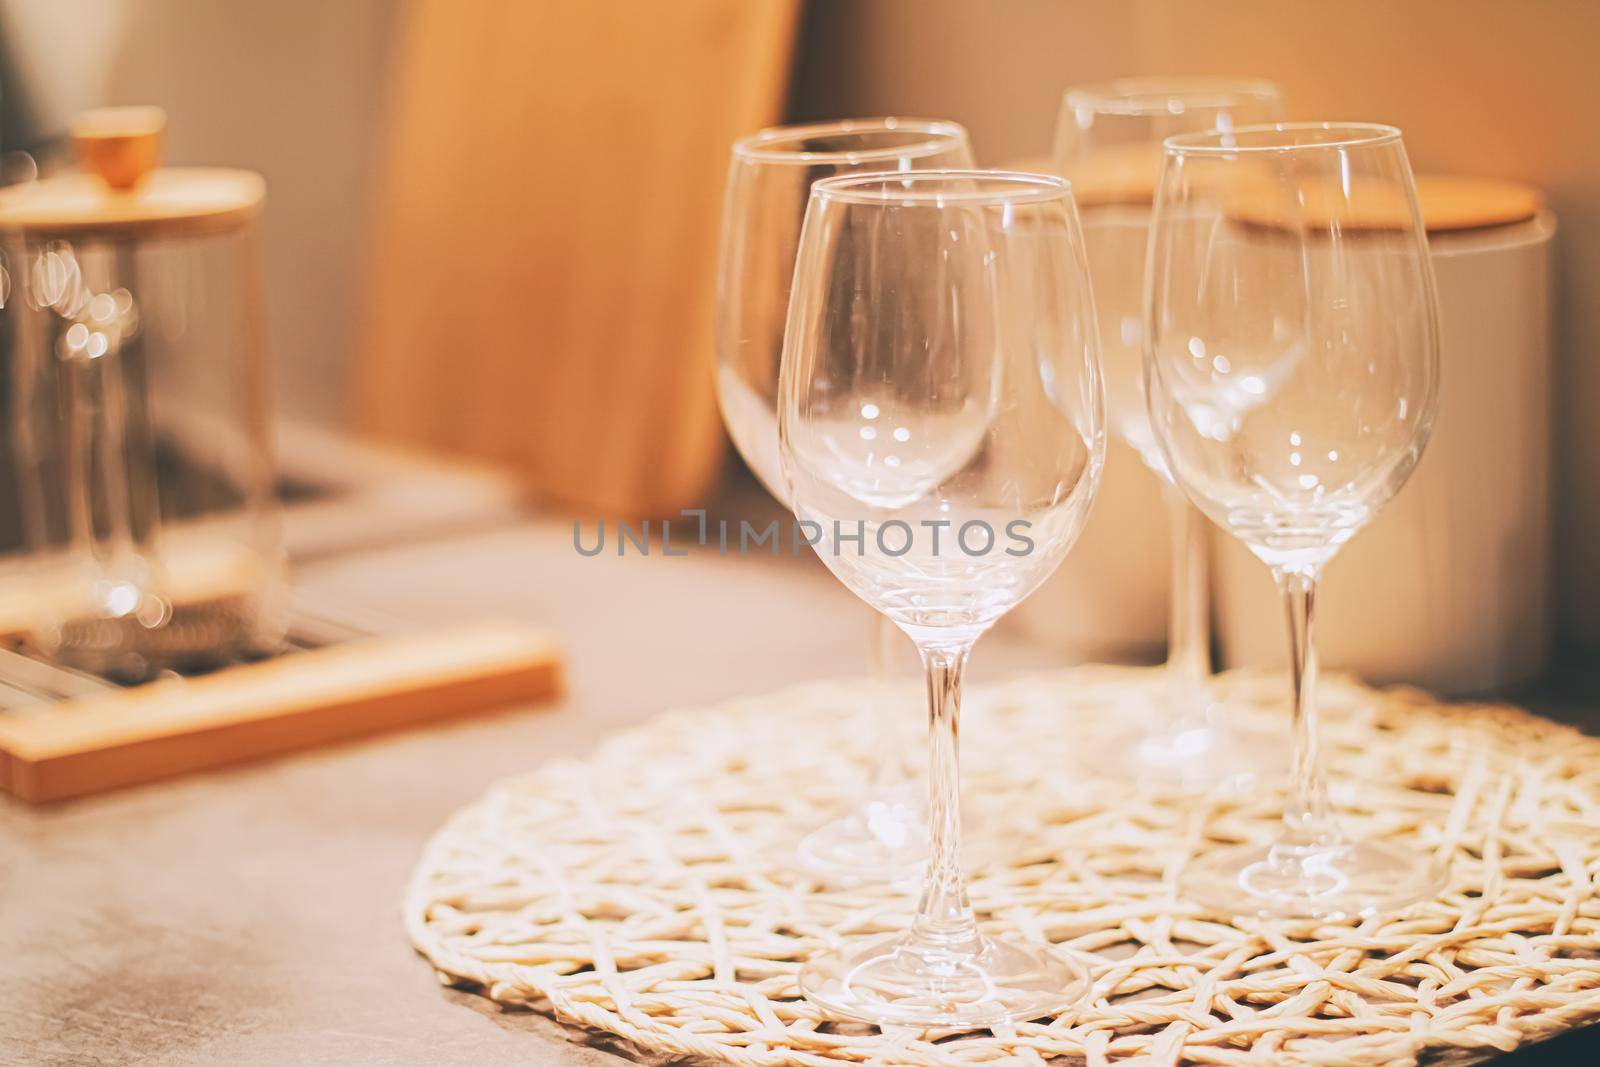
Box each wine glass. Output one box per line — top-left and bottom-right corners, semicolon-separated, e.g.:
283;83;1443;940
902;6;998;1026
781;170;1105;1026
716;118;974;883
1144;123;1444;918
1054;78;1285;789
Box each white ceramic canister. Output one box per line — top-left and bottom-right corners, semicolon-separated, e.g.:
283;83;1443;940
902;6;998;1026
1214;195;1556;696
1011;178;1556;693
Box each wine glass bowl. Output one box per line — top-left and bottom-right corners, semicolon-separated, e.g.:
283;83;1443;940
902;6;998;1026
781;170;1104;1026
781;173;1103;644
717;119;974;503
1144;123;1444;919
1055;78;1284;458
1146;123;1440;573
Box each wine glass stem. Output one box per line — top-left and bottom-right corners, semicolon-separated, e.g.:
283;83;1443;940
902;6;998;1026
1164;485;1211;720
908;642;981;955
866;613;904;795
1277;567;1337;847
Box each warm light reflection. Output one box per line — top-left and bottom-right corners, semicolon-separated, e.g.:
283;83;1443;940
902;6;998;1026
31;243;140;364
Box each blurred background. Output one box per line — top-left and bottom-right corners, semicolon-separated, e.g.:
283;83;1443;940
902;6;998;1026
0;0;1595;683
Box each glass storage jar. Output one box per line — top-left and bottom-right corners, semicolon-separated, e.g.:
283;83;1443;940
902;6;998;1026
0;108;288;680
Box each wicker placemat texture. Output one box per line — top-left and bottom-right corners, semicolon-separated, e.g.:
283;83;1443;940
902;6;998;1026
406;667;1600;1065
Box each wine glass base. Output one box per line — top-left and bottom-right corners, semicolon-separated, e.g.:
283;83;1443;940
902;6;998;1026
795;792;927;886
1183;839;1446;921
799;932;1089;1029
1130;716;1286;794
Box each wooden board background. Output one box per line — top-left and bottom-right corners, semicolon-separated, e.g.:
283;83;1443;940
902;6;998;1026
356;0;802;518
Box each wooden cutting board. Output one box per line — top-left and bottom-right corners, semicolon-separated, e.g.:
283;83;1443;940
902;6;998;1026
0;622;562;802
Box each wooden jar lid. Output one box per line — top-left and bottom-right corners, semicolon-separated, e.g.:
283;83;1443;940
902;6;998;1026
1413;176;1544;232
0;107;264;240
1061;144;1165;209
0;169;265;240
1059;146;1544;235
1219;174;1544;234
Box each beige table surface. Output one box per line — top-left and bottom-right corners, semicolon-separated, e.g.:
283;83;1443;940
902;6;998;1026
1;516;1085;1066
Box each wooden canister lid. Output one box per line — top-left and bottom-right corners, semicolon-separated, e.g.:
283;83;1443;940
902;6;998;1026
1012;149;1167;208
0;169;265;240
1060;144;1166;209
0;107;264;240
1220;174;1543;235
1053;142;1545;234
1413;176;1544;233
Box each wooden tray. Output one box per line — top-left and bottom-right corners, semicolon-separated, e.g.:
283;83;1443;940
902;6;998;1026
0;621;561;803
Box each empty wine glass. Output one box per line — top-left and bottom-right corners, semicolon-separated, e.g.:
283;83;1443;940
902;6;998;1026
716;119;974;882
1144;123;1444;918
781;171;1105;1026
1055;78;1285;789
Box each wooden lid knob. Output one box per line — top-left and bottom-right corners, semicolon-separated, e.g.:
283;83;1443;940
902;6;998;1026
72;106;166;190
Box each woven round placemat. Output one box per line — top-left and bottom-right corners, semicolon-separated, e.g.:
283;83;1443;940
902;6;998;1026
406;667;1600;1065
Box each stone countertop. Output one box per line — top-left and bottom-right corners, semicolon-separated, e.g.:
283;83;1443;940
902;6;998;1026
4;516;1594;1066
